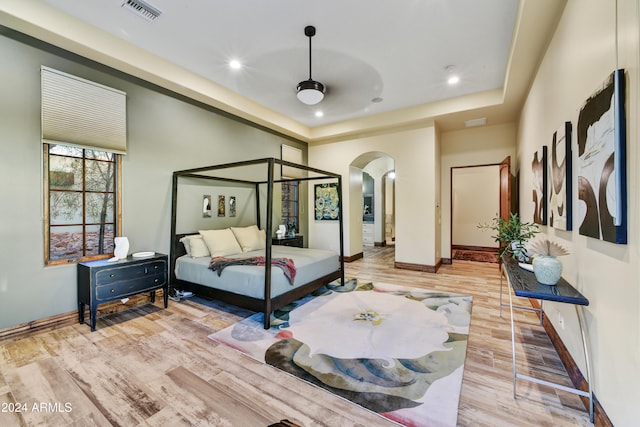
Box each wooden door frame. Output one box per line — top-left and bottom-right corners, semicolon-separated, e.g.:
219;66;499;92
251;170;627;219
499;156;512;221
449;157;512;256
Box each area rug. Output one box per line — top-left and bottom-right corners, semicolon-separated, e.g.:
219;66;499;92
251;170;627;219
453;249;499;263
208;279;473;427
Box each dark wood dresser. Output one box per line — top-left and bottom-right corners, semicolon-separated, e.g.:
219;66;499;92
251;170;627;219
77;253;168;331
272;235;304;248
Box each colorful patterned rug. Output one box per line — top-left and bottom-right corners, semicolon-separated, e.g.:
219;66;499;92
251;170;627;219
208;279;473;427
453;249;499;263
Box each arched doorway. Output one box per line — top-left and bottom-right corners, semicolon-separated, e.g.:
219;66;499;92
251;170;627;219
350;152;395;256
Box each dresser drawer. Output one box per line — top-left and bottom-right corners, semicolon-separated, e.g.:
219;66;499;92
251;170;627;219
95;274;166;301
362;223;374;245
272;236;303;248
95;260;166;285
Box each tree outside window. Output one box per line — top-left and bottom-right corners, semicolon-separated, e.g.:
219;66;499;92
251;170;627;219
45;144;120;265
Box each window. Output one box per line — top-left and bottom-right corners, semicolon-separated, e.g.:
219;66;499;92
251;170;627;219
281;180;299;233
44;144;121;265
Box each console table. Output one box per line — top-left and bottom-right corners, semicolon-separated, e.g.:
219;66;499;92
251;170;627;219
500;255;593;422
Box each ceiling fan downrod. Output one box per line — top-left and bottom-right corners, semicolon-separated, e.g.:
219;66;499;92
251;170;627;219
296;25;325;105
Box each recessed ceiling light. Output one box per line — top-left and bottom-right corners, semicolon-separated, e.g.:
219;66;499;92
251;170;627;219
229;60;242;70
315;111;324;117
445;65;459;85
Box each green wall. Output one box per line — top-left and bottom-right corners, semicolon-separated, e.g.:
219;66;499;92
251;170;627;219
0;29;306;329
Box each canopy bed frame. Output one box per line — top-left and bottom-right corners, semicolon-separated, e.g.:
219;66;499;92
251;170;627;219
170;157;345;328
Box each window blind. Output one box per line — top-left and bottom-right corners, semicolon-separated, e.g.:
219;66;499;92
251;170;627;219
41;66;127;154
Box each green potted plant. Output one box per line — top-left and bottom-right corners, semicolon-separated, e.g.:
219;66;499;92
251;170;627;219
478;213;539;261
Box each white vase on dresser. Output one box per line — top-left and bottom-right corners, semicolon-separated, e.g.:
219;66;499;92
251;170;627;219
113;236;130;259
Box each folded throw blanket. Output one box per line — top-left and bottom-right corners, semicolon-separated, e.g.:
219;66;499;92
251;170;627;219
208;256;297;285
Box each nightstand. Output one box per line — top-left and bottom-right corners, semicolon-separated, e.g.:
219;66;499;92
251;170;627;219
77;253;168;331
272;235;304;248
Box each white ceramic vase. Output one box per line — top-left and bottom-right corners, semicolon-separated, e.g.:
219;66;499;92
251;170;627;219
113;236;130;259
533;255;562;285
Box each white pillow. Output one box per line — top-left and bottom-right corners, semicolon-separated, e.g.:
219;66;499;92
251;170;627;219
199;228;242;257
231;225;265;252
179;235;196;256
188;236;211;258
179;235;211;258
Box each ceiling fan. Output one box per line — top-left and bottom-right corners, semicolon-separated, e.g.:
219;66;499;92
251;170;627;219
296;26;325;105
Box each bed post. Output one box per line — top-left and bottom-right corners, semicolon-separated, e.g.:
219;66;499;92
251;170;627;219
169;172;179;292
337;175;345;285
263;158;275;328
255;182;261;230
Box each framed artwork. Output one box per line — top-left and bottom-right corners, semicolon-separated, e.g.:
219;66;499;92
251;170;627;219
229;196;236;217
315;183;339;220
549;122;572;230
203;195;212;218
218;195;225;217
577;69;627;244
532;146;547;225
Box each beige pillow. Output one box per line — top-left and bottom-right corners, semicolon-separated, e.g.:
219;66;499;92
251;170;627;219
188;236;211;258
179;235;195;256
231;225;265;252
179;235;211;258
199;228;242;257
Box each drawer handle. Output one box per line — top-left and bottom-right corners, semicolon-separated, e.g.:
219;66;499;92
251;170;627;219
110;289;115;293
154;278;159;283
110;274;115;278
154;265;158;269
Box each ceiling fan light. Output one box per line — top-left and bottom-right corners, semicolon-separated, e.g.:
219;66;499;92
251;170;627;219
296;80;325;105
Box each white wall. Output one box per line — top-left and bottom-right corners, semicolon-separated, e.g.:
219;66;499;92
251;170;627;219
174;179;258;234
309;126;439;267
452;166;500;248
440;123;516;258
517;0;639;424
385;175;395;242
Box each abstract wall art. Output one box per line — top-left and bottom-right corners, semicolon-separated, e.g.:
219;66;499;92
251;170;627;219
577;69;627;244
217;195;225;217
549;122;572;230
202;195;212;218
229;196;236;217
532;146;547;225
314;183;339;220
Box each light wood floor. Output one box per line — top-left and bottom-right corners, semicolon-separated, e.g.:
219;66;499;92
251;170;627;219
0;247;592;426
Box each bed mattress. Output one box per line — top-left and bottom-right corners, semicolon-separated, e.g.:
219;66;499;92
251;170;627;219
174;246;339;299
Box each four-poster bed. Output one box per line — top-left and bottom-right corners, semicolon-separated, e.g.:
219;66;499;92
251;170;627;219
170;157;344;328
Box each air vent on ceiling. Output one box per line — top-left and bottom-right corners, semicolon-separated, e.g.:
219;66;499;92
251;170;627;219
464;117;487;128
121;0;162;22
